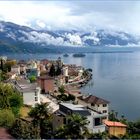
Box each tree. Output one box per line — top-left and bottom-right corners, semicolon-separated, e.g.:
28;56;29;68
56;65;62;76
0;83;23;116
49;64;56;77
28;103;50;125
109;110;119;121
28;103;52;139
10;118;40;139
0;83;11;109
54;113;89;139
58;85;65;94
0;58;4;71
0;109;15;128
29;75;36;83
9;93;23;117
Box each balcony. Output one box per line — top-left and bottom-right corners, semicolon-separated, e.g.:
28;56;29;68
92;124;106;133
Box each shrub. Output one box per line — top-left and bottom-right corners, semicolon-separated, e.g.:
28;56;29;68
0;109;15;128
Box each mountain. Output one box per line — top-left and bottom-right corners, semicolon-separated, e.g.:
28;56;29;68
0;20;140;53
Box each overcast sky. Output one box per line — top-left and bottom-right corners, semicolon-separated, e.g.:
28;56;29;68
0;1;140;34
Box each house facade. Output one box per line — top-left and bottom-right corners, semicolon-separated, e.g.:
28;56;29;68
53;103;107;133
104;120;127;137
11;65;20;75
77;95;109;117
37;76;56;93
12;79;41;107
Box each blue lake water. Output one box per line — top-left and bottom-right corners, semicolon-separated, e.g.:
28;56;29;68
6;52;140;120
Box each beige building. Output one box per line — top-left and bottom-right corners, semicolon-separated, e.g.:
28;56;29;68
77;95;109;117
104;120;127;137
11;65;20;75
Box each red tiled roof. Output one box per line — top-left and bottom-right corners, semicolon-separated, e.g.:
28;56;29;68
104;120;127;127
78;95;109;105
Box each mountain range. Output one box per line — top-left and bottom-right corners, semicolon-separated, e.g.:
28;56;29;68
0;20;140;53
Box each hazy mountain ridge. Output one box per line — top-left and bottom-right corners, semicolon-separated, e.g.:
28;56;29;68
0;21;140;53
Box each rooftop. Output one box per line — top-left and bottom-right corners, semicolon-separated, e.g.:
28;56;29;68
60;103;86;111
104;120;127;127
12;79;38;93
78;95;110;105
59;103;91;116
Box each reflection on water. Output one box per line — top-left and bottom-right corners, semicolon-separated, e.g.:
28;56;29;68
6;52;140;120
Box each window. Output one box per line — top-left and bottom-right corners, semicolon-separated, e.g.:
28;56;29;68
94;118;101;126
103;110;107;113
63;118;66;124
103;104;107;107
91;103;95;106
98;105;100;107
35;97;38;101
67;110;71;115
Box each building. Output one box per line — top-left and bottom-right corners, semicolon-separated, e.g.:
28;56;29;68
53;103;107;133
20;64;26;74
26;68;39;78
62;66;68;77
7;72;16;79
12;79;41;107
77;95;109;117
104;120;127;137
37;76;56;93
11;65;20;75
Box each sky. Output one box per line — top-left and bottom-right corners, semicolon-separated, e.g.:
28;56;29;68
0;0;140;34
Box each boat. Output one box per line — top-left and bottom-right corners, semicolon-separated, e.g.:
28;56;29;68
63;54;69;57
73;53;86;57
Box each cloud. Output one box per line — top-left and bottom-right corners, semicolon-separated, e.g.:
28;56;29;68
36;20;46;28
0;1;140;34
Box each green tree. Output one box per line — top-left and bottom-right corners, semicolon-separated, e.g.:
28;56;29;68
29;75;36;83
10;118;40;139
49;64;56;77
56;65;62;76
0;109;15;128
109;110;119;121
0;58;4;71
28;103;52;139
9;93;23;117
0;83;23;116
54;113;89;139
0;83;11;109
58;85;65;94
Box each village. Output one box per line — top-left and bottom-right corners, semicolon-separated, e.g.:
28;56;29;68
0;56;127;139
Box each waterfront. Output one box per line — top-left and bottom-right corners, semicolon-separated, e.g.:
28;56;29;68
5;52;140;120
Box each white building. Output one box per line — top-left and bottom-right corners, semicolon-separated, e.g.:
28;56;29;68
11;65;20;75
53;103;107;133
12;79;41;107
77;95;110;117
63;66;68;77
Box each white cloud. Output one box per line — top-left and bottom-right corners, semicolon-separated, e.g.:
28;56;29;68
0;1;140;34
66;33;82;45
36;20;46;28
0;23;4;32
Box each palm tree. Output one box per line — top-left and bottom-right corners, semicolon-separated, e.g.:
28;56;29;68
66;113;89;139
28;102;50;126
55;113;89;139
28;102;52;139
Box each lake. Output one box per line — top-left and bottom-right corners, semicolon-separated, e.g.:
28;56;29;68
5;52;140;120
